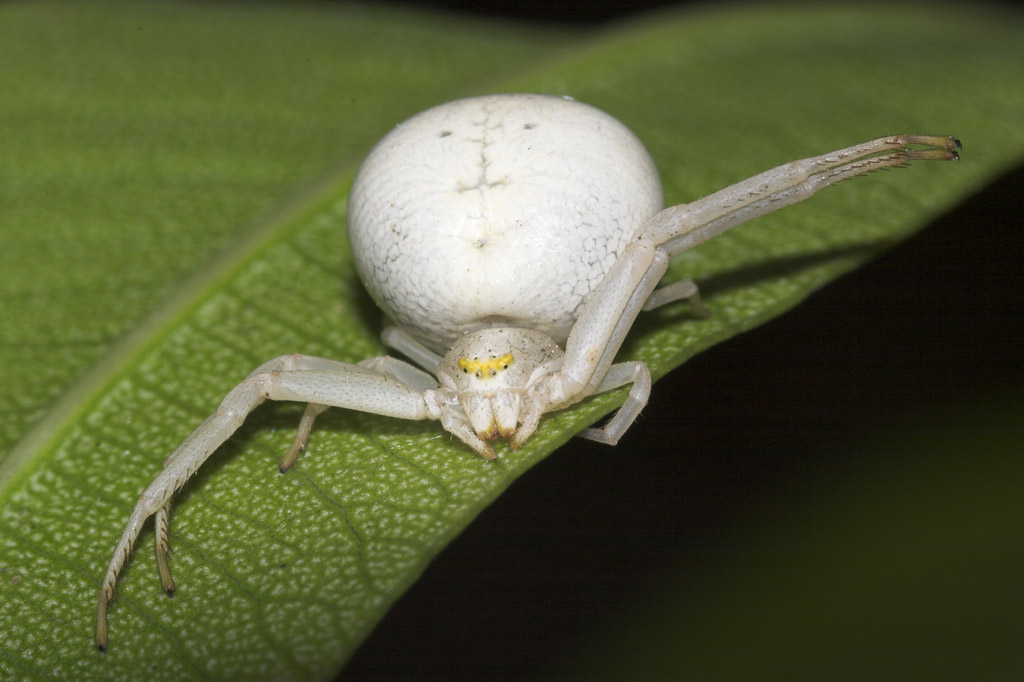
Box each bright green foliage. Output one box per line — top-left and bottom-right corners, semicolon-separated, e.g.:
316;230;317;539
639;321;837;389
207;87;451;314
0;2;1021;680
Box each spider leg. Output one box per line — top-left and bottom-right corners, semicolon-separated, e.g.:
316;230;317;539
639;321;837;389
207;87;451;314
544;135;958;447
277;402;329;473
358;354;440;391
645;135;961;256
544;240;673;446
154;500;174;596
513;234;665;451
643;277;708;318
559;238;668;397
577;361;652;445
279;357;439;472
96;354;437;651
381;326;444;373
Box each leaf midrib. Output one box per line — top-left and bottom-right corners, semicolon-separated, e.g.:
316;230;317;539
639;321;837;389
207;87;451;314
0;165;362;493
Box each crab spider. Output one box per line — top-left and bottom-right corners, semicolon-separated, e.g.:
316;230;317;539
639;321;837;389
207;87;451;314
95;93;959;650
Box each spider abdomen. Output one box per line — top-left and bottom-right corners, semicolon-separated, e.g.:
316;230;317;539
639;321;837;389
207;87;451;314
348;93;664;353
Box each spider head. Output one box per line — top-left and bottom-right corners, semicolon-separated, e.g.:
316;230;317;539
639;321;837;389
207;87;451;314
438;327;563;445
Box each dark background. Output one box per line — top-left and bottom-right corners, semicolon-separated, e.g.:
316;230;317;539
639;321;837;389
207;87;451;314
384;0;680;24
340;1;1023;679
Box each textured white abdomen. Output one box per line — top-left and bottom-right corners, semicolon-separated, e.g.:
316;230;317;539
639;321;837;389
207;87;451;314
348;93;663;354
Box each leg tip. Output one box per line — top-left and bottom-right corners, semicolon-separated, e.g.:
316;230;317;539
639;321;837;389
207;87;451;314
96;607;109;654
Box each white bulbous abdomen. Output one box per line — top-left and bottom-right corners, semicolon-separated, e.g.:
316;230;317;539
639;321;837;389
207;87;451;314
348;93;663;353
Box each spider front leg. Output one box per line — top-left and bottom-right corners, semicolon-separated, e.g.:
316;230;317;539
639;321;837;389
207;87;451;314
546;134;960;446
95;354;441;651
647;134;961;257
527;236;671;447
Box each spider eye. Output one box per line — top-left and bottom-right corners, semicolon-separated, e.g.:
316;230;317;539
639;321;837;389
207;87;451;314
458;353;514;379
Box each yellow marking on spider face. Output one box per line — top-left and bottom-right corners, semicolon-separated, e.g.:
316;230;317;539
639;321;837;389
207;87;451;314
458;353;514;378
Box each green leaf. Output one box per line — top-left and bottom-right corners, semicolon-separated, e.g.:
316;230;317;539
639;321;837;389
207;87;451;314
0;2;1021;680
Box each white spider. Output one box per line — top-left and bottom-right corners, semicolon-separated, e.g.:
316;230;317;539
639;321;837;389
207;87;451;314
95;93;959;650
